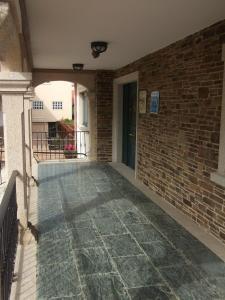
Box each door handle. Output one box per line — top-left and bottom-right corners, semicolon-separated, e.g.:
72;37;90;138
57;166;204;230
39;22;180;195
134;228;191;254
128;133;135;137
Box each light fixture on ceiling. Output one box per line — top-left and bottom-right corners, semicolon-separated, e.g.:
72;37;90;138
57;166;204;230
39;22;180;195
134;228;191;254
72;63;84;71
91;41;108;58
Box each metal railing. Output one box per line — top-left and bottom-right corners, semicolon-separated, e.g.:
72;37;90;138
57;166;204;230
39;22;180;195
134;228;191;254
32;131;89;161
0;171;18;300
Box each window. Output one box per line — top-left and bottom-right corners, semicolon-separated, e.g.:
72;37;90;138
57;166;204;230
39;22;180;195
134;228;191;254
52;101;63;110
32;101;43;110
80;92;88;127
48;122;57;138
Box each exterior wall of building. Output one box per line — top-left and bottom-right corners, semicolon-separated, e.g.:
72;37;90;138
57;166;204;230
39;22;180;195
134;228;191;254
115;20;225;243
96;71;114;162
32;122;48;133
32;81;73;123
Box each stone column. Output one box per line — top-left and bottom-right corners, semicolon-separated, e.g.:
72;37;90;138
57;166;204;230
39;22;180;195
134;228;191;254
0;72;32;228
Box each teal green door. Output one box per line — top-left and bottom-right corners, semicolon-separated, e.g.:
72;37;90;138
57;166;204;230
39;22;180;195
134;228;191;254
122;82;137;169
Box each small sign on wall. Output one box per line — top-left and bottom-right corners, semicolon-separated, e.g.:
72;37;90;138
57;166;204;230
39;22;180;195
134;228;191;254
150;91;160;114
138;90;147;114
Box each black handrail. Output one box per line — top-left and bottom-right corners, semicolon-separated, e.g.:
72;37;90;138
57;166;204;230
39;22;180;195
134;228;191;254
0;170;19;300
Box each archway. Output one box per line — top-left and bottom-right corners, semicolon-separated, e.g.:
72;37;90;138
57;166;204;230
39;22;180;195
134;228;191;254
32;80;96;161
32;69;96;92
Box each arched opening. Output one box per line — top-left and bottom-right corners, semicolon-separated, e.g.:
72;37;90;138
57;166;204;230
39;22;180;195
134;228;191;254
32;80;92;161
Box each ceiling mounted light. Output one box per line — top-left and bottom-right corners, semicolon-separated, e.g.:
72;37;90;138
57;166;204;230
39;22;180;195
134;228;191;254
91;41;108;58
72;63;84;71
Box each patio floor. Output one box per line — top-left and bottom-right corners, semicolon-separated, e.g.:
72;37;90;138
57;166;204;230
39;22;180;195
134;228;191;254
37;162;225;300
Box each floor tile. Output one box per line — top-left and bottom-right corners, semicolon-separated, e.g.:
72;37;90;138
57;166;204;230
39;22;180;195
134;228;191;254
149;214;178;229
177;232;204;251
128;286;176;300
37;214;67;233
75;247;113;275
82;273;129;300
117;208;150;225
135;200;165;214
39;223;71;242
103;234;142;257
95;182;114;192
185;243;225;275
141;240;185;267
67;218;94;229
113;198;134;210
114;255;162;288
189;250;225;299
160;264;219;300
63;201;84;212
71;227;103;249
37;262;81;299
38;239;73;266
38;197;62;211
37;162;225;299
206;277;225;299
60;186;82;196
94;216;127;235
101;189;123;201
90;206;115;218
127;224;164;243
65;209;91;223
38;207;64;223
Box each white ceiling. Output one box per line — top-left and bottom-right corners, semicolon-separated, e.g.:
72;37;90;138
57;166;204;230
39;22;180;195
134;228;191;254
25;0;225;70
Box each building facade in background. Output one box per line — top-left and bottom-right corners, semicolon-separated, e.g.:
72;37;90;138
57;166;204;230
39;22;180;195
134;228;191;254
32;81;74;134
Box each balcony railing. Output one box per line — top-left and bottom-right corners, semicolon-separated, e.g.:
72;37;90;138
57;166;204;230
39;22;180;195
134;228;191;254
32;131;89;161
0;170;18;300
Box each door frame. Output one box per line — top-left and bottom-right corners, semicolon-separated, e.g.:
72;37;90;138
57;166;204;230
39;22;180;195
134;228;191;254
112;71;139;177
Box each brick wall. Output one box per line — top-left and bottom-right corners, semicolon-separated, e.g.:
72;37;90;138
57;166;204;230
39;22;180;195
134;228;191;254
96;71;114;161
115;20;225;243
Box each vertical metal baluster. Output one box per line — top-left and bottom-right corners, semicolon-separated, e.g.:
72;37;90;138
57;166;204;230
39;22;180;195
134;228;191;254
59;135;61;160
45;132;47;161
84;131;86;154
37;133;39;160
50;132;51;160
80;131;81;157
41;133;43;159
